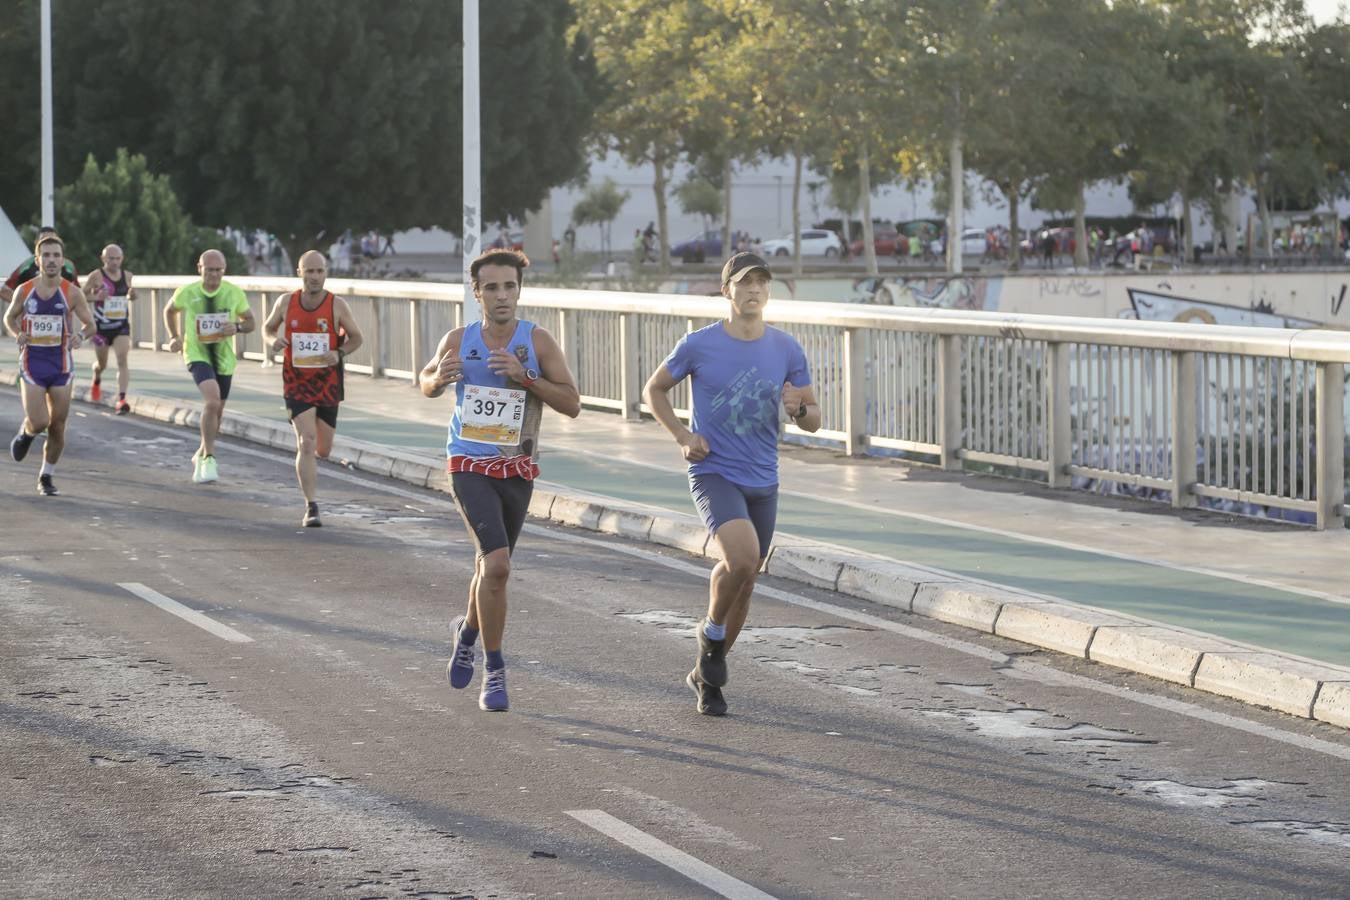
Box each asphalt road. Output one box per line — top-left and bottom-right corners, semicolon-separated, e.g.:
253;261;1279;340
3;400;1350;899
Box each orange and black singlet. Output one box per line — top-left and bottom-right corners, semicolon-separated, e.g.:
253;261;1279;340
281;290;343;406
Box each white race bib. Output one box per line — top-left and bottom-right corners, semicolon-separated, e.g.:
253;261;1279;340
290;331;330;368
459;383;526;446
195;312;229;342
103;294;128;320
26;314;64;347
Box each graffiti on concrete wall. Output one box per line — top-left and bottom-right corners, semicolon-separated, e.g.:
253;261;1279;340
1125;288;1320;328
850;276;998;311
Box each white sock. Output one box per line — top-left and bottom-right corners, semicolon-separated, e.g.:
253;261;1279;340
40;461;55;476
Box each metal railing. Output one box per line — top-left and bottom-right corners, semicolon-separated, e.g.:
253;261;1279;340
129;275;1350;529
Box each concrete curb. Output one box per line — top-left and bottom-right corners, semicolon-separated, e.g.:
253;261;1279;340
5;366;1349;731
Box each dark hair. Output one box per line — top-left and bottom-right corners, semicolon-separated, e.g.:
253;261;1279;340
35;233;64;255
469;248;529;289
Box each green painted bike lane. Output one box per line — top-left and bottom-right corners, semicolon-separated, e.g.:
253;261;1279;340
28;362;1350;669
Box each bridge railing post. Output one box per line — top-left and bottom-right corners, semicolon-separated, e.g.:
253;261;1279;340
620;312;641;421
370;297;385;377
843;326;868;456
937;333;962;471
409;297;423;375
149;288;162;352
1046;341;1072;487
1171;350;1198;509
1315;361;1345;531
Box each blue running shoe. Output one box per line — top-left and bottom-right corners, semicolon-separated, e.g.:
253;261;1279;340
447;615;475;690
10;430;34;462
479;667;508;712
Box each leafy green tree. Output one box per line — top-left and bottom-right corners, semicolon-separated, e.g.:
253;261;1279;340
24;0;598;265
674;177;722;236
573;0;729;271
0;1;42;225
572;178;630;256
53;150;202;273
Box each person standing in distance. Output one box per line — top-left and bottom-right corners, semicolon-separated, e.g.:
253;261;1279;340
644;251;820;716
82;243;136;413
163;249;255;483
418;249;580;712
3;234;96;495
262;250;364;527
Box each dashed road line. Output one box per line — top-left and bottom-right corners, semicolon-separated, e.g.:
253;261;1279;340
118;582;254;643
566;809;777;900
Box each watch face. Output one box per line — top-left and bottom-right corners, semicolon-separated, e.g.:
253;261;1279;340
526;368;539;380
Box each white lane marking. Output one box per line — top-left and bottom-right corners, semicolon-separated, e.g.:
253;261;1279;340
566;809;777;900
114;417;1350;759
118;582;254;643
548;442;1350;607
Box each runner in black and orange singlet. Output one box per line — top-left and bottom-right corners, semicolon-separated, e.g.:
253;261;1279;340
262;250;364;527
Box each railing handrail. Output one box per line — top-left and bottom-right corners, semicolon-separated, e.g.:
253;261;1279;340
133;273;1350;363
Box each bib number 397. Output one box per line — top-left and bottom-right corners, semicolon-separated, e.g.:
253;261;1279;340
460;383;526;446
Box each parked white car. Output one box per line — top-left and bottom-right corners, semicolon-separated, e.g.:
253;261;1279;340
761;229;844;258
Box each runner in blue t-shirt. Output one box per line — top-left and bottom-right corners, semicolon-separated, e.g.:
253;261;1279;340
644;251;820;716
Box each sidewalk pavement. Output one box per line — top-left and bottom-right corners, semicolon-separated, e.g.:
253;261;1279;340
2;339;1348;729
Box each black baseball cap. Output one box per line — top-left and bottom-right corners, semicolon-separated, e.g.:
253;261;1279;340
721;251;772;285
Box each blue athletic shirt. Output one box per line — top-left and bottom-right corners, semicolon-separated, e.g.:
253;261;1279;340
662;322;810;487
447;319;542;462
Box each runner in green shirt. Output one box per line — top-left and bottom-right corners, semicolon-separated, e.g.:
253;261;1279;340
163;249;256;483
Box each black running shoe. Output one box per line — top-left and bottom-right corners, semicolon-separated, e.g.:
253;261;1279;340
686;669;727;716
10;430;34;462
302;502;322;527
694;622;728;687
37;474;58;496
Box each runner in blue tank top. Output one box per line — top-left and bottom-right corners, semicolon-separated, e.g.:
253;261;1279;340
418;249;580;713
3;234;97;496
645;252;821;716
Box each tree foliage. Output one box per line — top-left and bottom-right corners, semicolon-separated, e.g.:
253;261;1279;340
1;0;599;264
576;0;1347;275
572;178;630;255
54;149;211;274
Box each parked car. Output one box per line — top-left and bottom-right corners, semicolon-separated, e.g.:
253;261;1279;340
671;229;724;263
849;225;899;258
960;228;987;256
762;229;844;257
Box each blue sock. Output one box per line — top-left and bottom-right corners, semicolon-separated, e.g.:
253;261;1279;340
703;618;726;641
486;649;505;671
459;623;479;646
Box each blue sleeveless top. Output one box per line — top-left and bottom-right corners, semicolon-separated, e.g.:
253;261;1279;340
447;320;542;459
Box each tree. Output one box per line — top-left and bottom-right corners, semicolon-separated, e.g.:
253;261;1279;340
11;0;599;264
0;1;42;225
573;0;730;272
571;178;630;256
53;149;204;273
674;177;722;237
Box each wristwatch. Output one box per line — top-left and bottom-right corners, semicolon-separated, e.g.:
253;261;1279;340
520;368;539;388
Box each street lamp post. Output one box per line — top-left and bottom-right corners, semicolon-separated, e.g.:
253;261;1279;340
461;0;481;326
40;0;54;227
